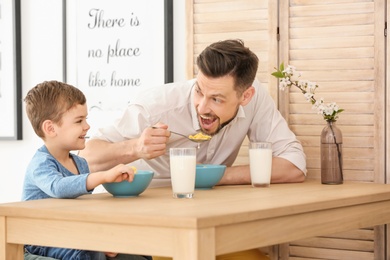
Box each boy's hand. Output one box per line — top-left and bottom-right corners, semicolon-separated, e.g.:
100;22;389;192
86;165;136;190
106;164;136;183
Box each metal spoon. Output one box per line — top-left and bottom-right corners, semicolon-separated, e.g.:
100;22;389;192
152;127;211;148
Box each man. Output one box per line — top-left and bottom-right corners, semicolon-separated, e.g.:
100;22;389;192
81;39;306;183
80;39;306;259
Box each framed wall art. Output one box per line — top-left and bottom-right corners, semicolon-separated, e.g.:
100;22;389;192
0;0;22;140
65;0;173;111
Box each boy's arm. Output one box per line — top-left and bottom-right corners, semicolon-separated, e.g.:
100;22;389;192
85;164;135;191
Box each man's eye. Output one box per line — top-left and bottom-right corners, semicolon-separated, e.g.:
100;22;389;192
195;88;203;95
213;98;222;104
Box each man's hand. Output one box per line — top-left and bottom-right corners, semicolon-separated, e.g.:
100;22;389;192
135;123;170;160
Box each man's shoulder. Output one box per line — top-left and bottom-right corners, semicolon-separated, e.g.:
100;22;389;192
252;78;266;93
132;79;194;105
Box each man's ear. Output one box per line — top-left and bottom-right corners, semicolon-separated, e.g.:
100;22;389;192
240;86;255;106
42;120;56;137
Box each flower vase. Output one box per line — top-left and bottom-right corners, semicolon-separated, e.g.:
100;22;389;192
320;120;343;184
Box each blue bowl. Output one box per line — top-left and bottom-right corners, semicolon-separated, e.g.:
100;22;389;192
103;170;154;197
195;164;226;189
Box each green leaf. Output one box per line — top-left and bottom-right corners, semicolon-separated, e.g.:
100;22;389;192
271;71;284;78
280;62;285;72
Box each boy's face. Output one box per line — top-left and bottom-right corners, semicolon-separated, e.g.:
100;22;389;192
193;71;253;135
53;104;90;151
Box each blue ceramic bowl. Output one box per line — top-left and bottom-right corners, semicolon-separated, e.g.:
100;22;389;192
103;170;154;197
195;164;226;189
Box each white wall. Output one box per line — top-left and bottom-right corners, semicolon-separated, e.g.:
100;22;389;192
0;0;186;203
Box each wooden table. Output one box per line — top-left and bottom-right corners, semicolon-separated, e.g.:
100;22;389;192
2;180;390;260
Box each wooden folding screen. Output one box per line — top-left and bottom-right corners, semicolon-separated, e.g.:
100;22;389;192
279;0;385;184
186;0;278;166
186;0;386;259
278;1;386;259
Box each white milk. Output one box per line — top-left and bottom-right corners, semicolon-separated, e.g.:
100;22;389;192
249;148;272;187
170;155;196;194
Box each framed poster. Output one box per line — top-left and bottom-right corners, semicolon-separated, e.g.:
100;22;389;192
0;0;22;140
65;0;173;113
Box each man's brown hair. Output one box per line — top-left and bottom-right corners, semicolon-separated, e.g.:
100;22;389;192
196;39;259;95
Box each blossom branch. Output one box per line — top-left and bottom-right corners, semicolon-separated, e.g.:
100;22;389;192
272;63;344;122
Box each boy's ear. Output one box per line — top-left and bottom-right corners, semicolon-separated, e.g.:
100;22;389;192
41;120;56;137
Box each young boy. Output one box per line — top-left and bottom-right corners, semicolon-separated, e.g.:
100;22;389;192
22;80;151;260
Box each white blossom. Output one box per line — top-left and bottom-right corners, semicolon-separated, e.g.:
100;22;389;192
279;77;291;90
304;93;314;102
274;64;343;121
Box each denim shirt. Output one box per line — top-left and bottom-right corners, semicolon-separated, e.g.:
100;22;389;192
22;145;91;201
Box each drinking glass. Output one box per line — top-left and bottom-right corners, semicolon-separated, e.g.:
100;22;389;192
169;147;197;198
249;142;272;187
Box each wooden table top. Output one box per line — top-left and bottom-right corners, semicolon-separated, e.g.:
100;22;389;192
2;180;390;229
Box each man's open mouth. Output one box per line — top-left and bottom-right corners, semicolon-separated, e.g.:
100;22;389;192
200;114;218;131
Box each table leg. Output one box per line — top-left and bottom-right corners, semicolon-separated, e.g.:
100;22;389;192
0;216;23;260
173;228;215;260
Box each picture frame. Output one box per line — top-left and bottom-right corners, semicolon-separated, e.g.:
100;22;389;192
65;0;173;112
0;0;22;140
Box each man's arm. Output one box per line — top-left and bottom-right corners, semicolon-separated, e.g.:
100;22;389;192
217;157;305;185
79;126;169;172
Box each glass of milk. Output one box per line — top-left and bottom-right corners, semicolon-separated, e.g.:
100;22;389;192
249;142;272;187
169;147;197;198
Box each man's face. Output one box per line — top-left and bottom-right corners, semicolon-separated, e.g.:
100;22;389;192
193;72;247;135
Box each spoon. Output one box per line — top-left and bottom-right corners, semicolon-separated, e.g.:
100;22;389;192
152;127;212;148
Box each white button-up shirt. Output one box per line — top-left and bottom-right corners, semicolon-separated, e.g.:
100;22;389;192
93;79;307;187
